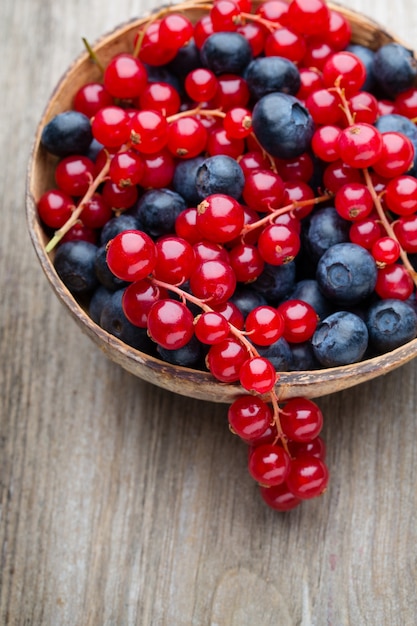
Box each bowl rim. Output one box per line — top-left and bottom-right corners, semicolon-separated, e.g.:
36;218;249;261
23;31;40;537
25;0;417;403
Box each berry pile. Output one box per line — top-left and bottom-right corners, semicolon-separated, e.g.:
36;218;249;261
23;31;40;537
37;0;417;511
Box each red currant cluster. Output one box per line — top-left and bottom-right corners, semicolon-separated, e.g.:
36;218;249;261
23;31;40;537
37;0;417;511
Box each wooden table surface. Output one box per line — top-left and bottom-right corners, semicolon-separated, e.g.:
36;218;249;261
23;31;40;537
2;0;417;624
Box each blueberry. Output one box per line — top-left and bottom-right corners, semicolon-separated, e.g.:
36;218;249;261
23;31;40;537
100;214;141;246
195;155;245;200
245;56;301;100
311;311;369;367
372;43;417;98
251;261;297;305
256;337;293;371
301;206;350;264
41;111;93;157
200;32;253;75
157;335;205;368
288;341;321;371
316;243;377;306
252;93;315;159
173;156;206;205
366;298;417;353
100;289;155;353
132;188;187;239
94;245;128;291
89;285;113;324
54;241;98;295
230;285;268;319
286;279;334;320
346;44;376;92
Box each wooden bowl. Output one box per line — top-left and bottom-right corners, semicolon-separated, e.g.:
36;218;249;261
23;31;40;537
26;0;417;403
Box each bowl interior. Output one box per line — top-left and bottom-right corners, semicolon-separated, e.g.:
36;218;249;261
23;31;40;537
26;0;417;403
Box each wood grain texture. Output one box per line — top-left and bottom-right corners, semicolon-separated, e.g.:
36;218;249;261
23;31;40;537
1;0;417;624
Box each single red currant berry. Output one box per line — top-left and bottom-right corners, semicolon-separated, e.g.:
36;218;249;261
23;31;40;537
335;183;374;222
91;106;131;148
138;81;181;117
243;169;285;212
194;15;215;49
228;243;265;283
109;150;144;187
259;482;302;511
207;127;245;159
337;123;383;169
322;51;366;95
394;87;417;119
305;89;343;126
194;311;230;345
248;444;291;487
122;279;167;328
371;237;401;266
185;68;218;102
106;230;157;282
147;299;194;350
256;0;289;23
287;436;326;460
311;125;342;162
193;240;230;265
322;9;351;51
153;236;196;284
60;222;97;245
228;395;273;442
277;300;318;343
212;301;244;330
223;107;253;139
37;189;73;228
209;74;250;111
296;67;324;101
258;224;301;265
239;357;277;394
349;217;382;249
167;116;208;159
129;110;168;155
103;53;148;99
81;193;113;229
245;306;285;346
159;13;194;48
322;159;363;194
375;264;414;300
301;39;334;72
196;194;245;243
206;338;248;382
55;155;95;197
237;22;266;57
210;0;240;32
274;152;314;183
189;260;236;305
372;131;415;178
286;454;329;499
140;150;175;188
264;27;307;64
280;397;323;442
385;175;417;216
73;82;114;118
346;91;378;125
175;208;201;245
286;0;330;36
136;21;178;66
101;180;138;210
393;215;417;253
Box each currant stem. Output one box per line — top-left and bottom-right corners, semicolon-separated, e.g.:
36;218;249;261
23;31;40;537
167;107;226;123
82;37;105;74
45;155;111;254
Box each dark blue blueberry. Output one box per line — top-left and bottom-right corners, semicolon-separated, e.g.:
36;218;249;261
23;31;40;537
94;245;128;291
100;289;156;353
251;261;297;305
200;32;253;75
54;241;98;295
286;279;334;321
99;214;141;246
195;155;245;200
157;335;205;368
41;111;92;157
288;341;321;371
366;298;417;353
372;43;417;98
172;156;206;205
89;285;113;325
311;311;369;367
256;337;293;372
316;243;377;306
132;188;187;239
230;285;268;319
245;56;301;100
346;44;377;92
302;206;350;265
252;93;315;159
168;39;202;82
